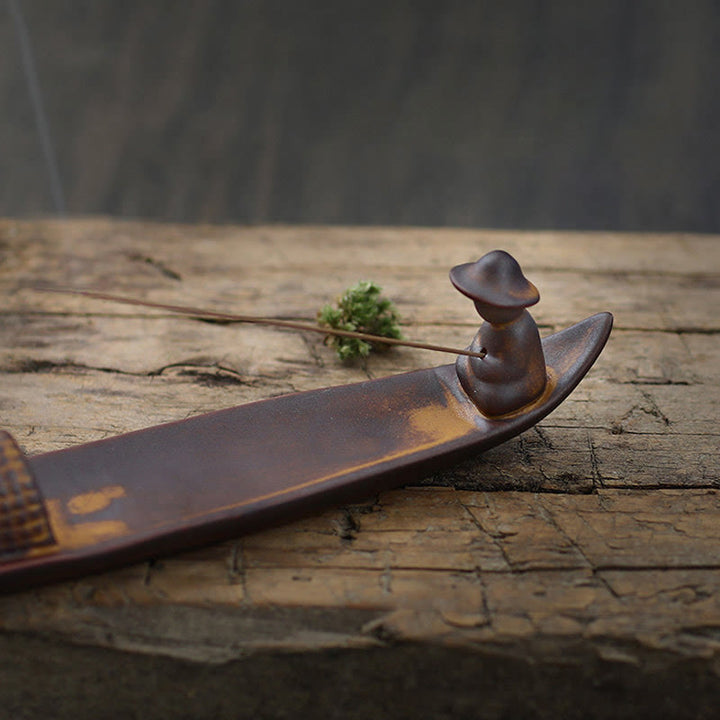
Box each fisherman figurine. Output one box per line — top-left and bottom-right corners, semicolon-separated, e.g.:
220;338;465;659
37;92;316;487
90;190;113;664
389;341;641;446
450;250;547;416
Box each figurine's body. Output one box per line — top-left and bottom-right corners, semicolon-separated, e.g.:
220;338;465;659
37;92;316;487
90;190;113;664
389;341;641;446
451;251;547;416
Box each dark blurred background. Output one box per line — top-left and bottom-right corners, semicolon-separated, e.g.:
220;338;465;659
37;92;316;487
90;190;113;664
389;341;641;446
2;0;719;231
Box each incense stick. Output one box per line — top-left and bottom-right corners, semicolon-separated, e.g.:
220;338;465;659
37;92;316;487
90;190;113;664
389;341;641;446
36;288;486;360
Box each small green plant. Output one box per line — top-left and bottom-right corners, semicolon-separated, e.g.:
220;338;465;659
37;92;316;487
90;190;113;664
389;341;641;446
318;281;403;361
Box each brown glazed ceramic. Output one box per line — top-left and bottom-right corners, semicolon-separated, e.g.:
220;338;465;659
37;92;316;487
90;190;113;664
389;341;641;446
0;252;612;592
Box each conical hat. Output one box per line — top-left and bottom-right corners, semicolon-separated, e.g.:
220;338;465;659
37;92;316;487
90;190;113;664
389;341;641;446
449;250;539;308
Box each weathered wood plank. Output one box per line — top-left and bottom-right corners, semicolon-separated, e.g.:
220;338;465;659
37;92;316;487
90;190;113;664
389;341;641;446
5;219;720;273
3;221;720;337
2;489;719;659
0;219;719;718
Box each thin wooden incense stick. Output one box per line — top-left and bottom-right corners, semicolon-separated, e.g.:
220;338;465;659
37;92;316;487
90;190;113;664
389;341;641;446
37;288;487;359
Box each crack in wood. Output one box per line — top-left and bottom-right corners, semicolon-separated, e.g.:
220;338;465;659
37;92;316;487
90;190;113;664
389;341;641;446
299;334;325;369
532;425;554;450
620;379;692;386
1;357;258;389
2;359;138;375
588;434;602;490
460;494;513;571
126;252;182;281
333;509;360;542
150;362;247;387
638;389;671;426
227;541;248;599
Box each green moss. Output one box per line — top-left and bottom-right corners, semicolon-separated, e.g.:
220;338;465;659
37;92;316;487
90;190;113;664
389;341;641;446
318;281;402;361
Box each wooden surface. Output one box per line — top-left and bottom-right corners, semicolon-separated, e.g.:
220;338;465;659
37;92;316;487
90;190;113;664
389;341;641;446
0;219;719;718
3;1;720;232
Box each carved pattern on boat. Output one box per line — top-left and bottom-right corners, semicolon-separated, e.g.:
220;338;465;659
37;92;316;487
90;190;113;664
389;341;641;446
0;431;56;559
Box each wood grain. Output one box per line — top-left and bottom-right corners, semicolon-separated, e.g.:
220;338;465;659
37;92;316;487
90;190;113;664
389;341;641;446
0;219;719;718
